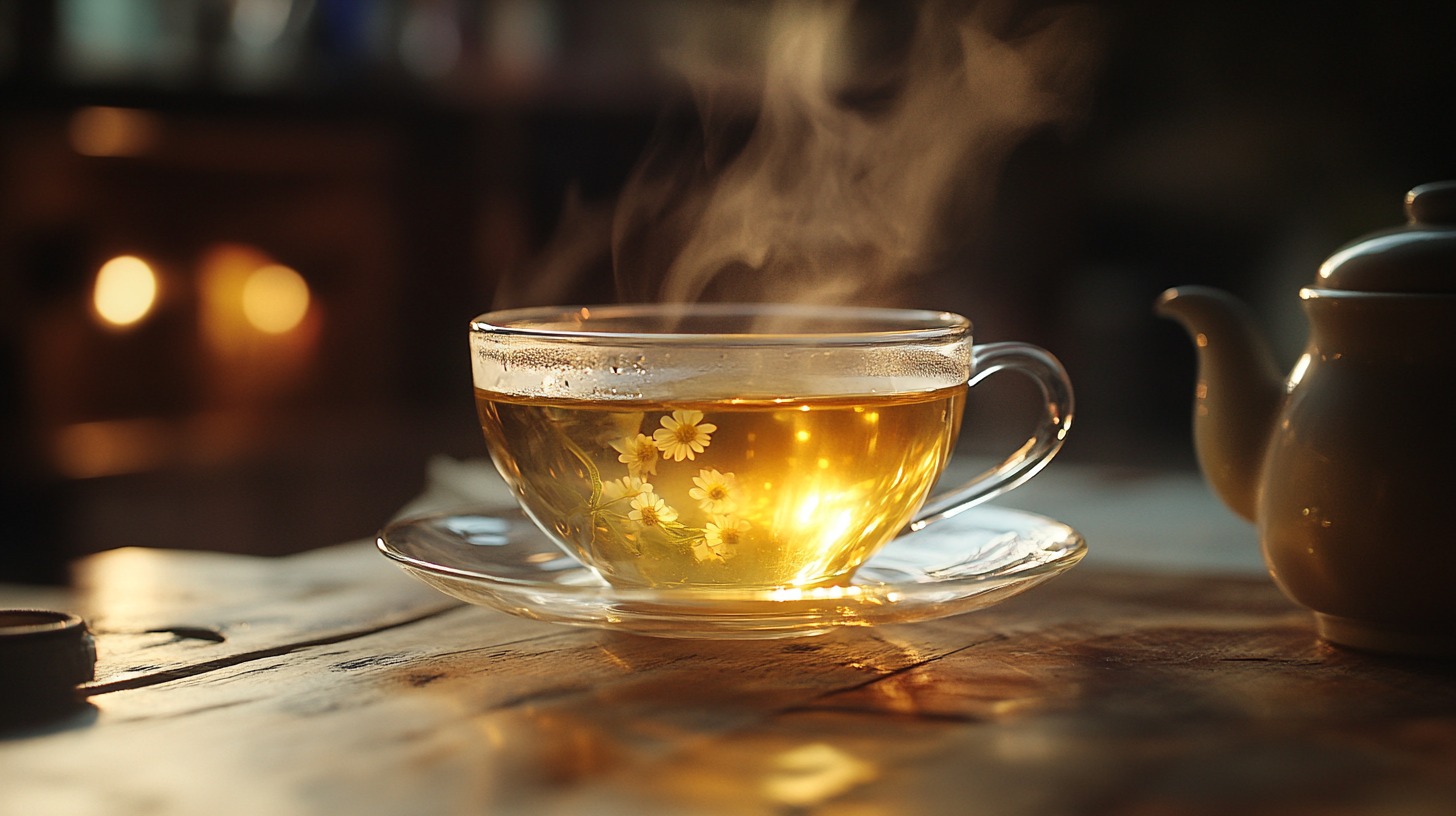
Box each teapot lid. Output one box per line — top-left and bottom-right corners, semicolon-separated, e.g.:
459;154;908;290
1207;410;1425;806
1315;181;1456;293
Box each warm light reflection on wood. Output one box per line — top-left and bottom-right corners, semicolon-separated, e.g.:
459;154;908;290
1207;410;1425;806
762;743;877;807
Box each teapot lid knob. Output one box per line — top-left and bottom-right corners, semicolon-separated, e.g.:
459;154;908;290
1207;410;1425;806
1405;181;1456;226
1314;181;1456;293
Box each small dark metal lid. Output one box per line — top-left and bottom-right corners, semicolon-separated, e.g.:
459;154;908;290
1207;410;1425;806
1314;181;1456;293
0;610;97;729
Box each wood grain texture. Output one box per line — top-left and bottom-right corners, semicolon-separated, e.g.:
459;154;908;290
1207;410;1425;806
3;542;1453;816
68;542;460;693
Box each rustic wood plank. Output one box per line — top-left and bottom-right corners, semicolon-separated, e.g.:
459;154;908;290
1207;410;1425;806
5;564;1454;816
0;601;972;815
1;465;1448;815
0;540;460;694
581;572;1456;815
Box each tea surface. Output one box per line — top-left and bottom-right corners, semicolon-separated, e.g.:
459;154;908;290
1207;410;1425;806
476;387;963;589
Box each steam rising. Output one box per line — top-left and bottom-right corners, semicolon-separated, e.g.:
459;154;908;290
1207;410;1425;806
497;1;1100;310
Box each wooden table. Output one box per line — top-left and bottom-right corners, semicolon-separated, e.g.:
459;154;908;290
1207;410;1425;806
3;463;1454;815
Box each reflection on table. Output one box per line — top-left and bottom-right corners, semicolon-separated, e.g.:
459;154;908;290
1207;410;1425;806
4;462;1454;815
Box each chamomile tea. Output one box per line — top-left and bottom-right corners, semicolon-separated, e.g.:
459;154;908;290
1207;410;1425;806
476;386;964;589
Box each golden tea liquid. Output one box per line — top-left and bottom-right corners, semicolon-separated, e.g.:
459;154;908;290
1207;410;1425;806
476;386;964;589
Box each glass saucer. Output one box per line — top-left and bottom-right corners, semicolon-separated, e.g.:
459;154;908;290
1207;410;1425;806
377;505;1086;639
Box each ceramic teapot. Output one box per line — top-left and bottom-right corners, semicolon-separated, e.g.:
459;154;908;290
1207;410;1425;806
1158;181;1456;656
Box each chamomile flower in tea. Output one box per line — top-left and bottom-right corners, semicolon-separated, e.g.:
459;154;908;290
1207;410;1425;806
602;475;653;505
476;389;962;589
611;433;659;477
654;410;716;462
702;516;749;562
690;469;738;514
629;492;678;527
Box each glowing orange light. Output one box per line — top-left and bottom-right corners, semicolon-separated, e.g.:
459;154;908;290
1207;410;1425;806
68;106;160;158
53;419;168;479
92;255;158;328
240;264;310;334
196;243;320;409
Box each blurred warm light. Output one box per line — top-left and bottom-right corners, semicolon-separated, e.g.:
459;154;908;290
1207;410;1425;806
198;243;321;408
92;255;158;328
241;264;311;334
54;419;168;479
795;492;821;525
198;243;305;348
68;106;161;157
52;413;260;479
763;744;876;807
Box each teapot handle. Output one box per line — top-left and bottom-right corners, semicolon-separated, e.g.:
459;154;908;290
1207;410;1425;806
907;342;1074;533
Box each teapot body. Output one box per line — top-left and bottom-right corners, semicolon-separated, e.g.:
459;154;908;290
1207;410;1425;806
1160;182;1456;655
1259;291;1456;653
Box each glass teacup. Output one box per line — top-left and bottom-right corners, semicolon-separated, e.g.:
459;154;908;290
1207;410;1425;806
470;303;1072;592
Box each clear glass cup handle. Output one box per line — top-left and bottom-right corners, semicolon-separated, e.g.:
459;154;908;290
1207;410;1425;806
906;342;1074;534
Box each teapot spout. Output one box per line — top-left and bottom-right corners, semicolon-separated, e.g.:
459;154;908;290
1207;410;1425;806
1156;286;1284;521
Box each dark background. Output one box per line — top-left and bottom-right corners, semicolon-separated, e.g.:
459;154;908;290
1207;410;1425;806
3;0;1454;581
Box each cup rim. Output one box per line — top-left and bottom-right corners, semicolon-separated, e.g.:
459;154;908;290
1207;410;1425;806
470;303;970;346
